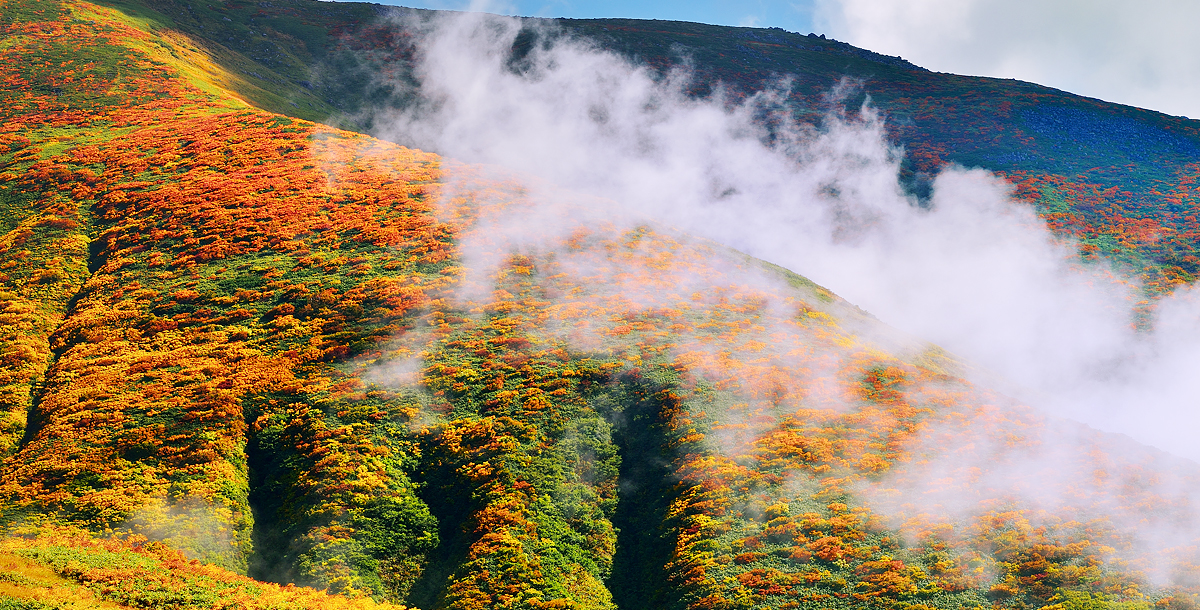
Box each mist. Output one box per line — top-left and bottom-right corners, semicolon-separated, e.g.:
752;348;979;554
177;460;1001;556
356;7;1199;466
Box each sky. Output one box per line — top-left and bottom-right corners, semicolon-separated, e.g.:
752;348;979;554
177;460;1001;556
355;0;1200;120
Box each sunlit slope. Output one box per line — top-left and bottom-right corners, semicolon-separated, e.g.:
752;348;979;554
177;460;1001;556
0;0;247;460
1;0;449;597
0;527;412;610
3;0;1200;609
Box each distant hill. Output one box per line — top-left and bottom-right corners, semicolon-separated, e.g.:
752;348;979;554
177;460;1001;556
2;0;1200;609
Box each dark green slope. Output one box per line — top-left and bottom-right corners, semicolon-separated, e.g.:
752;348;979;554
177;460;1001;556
560;17;1199;168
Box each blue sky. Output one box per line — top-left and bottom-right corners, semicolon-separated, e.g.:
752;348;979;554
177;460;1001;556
346;0;1199;119
379;0;819;33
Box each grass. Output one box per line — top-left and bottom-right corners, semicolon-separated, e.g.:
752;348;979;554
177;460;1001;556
0;548;128;610
0;528;413;610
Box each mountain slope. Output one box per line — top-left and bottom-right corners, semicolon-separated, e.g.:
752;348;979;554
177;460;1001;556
66;0;1200;294
3;0;1200;609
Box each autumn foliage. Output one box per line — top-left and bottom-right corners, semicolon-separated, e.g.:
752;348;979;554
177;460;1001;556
2;0;1200;609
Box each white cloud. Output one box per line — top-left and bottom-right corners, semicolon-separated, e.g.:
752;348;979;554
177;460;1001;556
738;14;762;27
815;0;1200;118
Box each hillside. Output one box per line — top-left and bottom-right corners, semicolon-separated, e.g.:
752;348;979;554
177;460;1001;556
59;0;1200;294
2;0;1200;609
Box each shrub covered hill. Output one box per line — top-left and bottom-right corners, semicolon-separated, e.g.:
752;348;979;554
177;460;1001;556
3;0;1200;609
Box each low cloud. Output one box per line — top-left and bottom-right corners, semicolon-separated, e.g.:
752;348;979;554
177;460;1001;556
815;0;1200;119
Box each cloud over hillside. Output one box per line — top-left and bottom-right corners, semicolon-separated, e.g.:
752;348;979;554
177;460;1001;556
360;8;1200;464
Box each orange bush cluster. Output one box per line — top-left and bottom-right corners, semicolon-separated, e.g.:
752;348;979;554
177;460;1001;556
1002;168;1200;294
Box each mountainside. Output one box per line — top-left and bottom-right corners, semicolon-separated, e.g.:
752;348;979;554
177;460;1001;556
3;0;1200;609
69;0;1200;293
